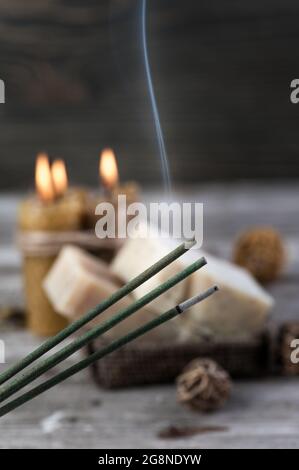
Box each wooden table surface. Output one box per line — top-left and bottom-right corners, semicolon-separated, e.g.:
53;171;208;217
0;183;299;449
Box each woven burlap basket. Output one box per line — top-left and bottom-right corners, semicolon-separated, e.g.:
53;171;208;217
87;329;276;388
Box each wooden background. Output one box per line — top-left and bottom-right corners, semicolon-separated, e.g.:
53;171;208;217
0;0;299;190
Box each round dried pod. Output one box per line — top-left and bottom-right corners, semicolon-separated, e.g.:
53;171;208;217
233;226;285;283
176;358;231;412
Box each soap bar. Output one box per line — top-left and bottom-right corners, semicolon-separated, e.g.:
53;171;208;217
112;229;274;341
111;236;188;314
182;250;274;341
43;245;179;342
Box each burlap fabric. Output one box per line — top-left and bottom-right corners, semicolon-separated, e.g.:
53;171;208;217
87;329;276;388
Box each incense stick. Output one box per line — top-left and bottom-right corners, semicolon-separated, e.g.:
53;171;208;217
0;239;194;386
0;286;218;418
0;256;207;403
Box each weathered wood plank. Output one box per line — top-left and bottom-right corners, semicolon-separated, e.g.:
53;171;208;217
0;375;298;449
0;185;298;448
1;1;299;186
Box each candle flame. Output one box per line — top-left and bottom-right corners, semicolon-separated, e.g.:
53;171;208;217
35;153;55;203
52;159;68;197
99;148;119;190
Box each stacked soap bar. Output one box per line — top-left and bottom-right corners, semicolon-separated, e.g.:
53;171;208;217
111;236;274;342
43;245;180;342
111;237;188;314
182;249;274;341
44;231;274;343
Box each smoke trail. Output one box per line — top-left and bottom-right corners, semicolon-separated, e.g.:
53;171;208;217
141;0;172;195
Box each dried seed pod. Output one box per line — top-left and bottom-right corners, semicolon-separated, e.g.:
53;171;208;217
233;226;285;283
177;358;231;412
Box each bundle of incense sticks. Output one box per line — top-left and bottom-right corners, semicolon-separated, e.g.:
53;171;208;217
0;239;218;418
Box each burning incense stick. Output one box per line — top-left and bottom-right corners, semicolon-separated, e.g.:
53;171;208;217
0;286;218;418
0;256;207;403
0;239;195;386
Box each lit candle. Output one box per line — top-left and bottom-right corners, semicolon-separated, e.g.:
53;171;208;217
86;148;140;233
99;148;119;195
100;148;140;205
19;154;86;231
18;153;86;336
51;159;68;198
35;153;55;202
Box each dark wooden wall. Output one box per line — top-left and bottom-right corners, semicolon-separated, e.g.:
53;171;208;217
0;0;299;190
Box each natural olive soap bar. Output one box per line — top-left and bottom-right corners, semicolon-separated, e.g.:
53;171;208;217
111;236;189;314
182;249;274;341
111;232;274;341
43;245;180;342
